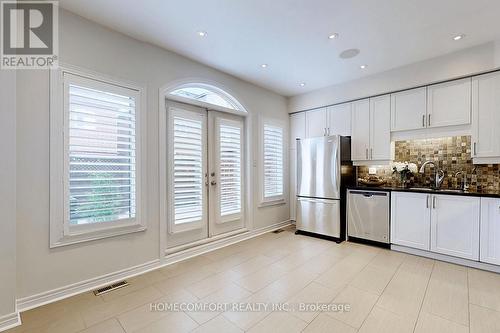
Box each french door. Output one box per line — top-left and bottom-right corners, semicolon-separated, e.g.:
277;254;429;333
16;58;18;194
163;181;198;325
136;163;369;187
166;101;245;248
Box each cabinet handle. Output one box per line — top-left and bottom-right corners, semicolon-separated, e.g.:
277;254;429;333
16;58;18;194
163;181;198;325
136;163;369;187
428;114;431;127
426;195;430;208
327;128;330;136
473;142;477;156
365;148;369;159
370;148;373;160
422;115;425;127
433;196;437;209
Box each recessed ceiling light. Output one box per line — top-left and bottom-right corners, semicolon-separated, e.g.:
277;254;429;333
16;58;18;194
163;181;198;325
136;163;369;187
328;33;339;40
197;31;207;37
260;64;268;68
360;64;367;69
453;34;465;41
299;82;306;87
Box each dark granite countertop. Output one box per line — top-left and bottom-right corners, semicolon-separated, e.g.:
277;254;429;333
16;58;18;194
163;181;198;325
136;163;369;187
347;185;500;199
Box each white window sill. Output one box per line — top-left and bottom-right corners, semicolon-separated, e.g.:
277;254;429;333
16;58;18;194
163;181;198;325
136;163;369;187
258;199;286;208
50;223;146;248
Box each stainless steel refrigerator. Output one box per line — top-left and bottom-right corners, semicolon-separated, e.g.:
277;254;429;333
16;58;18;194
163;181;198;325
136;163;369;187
295;135;354;242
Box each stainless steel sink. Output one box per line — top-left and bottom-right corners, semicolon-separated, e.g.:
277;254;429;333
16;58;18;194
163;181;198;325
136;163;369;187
408;187;465;193
408;187;434;191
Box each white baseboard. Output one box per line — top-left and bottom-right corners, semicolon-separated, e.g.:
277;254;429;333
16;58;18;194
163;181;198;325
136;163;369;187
391;244;500;274
0;312;21;332
16;220;291;314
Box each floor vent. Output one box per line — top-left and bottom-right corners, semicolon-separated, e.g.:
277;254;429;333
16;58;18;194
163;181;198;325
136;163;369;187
93;281;129;296
273;229;285;234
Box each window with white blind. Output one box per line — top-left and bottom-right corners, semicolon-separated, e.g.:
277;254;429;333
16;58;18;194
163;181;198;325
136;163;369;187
218;119;242;221
261;121;285;203
172;115;204;227
50;68;145;247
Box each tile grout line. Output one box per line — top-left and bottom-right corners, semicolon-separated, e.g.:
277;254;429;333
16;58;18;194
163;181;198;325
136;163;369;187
356;252;406;331
411;260;435;333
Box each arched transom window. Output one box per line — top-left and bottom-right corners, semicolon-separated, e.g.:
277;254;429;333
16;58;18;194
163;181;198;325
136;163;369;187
169;84;244;112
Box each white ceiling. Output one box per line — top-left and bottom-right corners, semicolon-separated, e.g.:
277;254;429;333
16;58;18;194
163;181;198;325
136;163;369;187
58;0;500;96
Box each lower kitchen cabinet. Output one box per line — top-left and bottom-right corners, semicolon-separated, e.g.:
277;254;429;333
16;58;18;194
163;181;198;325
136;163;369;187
391;192;480;260
480;197;500;265
391;192;431;251
430;195;480;260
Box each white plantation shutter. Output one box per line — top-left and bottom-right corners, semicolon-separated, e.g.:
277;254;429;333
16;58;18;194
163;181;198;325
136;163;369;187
263;123;284;199
173;116;204;225
219;121;242;218
67;83;137;225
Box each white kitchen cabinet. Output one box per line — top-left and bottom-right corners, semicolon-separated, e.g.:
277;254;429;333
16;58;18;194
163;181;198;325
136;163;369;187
390;87;427;131
391;192;431;251
480;198;500;265
351;95;391;164
305;107;327;138
327;103;351;136
472;72;500;164
430;194;480;260
351;99;370;161
370;95;391;161
427;78;471;128
290;112;306;150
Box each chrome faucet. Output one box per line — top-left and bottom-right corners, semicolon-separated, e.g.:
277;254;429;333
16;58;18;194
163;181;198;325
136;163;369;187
419;161;445;189
455;171;467;191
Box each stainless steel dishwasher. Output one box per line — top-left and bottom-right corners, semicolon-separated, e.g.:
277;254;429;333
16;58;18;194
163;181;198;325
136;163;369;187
347;190;390;244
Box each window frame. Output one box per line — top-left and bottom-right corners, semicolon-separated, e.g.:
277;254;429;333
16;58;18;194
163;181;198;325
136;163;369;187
259;117;287;207
50;65;147;248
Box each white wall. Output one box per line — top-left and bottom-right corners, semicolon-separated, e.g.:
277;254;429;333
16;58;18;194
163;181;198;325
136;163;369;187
0;70;17;320
288;42;499;112
16;9;289;299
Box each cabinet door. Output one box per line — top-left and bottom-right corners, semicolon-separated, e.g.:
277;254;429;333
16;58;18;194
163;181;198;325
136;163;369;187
327;103;351;136
480;198;500;265
430;195;480;260
290;112;306;150
391;192;431;250
305;108;327;138
370;95;391;161
427;78;472;128
351;99;370;161
472;72;500;159
390;87;427;131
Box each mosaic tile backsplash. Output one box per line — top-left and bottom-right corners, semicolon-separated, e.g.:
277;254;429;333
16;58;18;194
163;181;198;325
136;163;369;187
357;136;500;193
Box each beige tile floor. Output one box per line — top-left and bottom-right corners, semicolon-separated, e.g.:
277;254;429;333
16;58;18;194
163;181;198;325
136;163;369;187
7;226;500;333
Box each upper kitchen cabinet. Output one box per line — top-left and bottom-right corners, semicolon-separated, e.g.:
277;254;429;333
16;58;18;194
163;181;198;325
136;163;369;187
351;99;370;161
427;78;471;128
351;95;391;165
305;107;327;138
391;87;427;131
370;95;391;161
290;112;306;150
327;103;351;136
472;71;500;164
